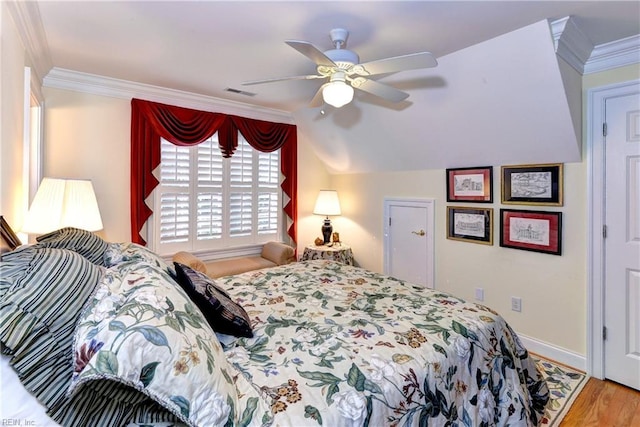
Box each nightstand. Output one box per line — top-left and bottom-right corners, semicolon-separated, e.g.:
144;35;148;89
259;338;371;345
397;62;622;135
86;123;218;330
300;243;354;265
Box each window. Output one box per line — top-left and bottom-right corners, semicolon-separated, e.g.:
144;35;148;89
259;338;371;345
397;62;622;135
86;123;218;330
23;66;44;244
152;134;281;255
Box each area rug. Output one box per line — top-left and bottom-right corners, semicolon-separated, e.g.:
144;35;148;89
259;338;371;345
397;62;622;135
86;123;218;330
533;354;589;426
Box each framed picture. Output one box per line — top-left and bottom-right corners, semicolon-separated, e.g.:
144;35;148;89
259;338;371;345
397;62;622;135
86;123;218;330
446;166;493;203
446;206;493;245
500;209;562;255
501;163;563;206
1;215;22;250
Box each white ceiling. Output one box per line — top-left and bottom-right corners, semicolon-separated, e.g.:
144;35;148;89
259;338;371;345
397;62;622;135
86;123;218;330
28;1;640;172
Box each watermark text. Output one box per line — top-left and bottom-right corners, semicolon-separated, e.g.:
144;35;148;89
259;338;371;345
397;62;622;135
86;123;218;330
1;419;36;426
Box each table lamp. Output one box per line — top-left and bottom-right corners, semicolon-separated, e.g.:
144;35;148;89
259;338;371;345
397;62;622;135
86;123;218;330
21;178;103;234
313;190;341;244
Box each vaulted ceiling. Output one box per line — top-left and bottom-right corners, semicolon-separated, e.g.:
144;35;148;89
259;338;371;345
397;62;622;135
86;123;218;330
13;1;640;173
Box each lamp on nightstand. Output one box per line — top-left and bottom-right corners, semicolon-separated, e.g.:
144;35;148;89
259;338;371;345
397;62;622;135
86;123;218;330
21;178;103;234
313;190;341;244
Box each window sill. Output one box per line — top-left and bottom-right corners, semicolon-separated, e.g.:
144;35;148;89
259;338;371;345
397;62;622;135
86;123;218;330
161;243;266;264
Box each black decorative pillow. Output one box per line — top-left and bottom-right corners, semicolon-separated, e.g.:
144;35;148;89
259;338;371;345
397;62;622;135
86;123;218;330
173;262;253;338
35;227;109;266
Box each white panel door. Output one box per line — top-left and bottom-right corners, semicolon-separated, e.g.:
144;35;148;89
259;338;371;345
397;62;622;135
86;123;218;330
383;198;434;288
604;91;640;390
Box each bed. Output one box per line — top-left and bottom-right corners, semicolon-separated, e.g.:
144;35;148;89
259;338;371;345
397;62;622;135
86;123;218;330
0;228;549;426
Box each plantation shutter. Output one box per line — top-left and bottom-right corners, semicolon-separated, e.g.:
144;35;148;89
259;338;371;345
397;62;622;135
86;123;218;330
197;139;223;241
154;135;280;254
229;139;253;237
258;150;279;234
159;142;190;244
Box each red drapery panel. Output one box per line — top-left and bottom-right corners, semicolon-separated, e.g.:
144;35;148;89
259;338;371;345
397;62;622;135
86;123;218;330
130;98;297;246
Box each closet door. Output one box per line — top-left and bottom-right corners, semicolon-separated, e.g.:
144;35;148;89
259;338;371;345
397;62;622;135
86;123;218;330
603;90;640;390
383;198;435;288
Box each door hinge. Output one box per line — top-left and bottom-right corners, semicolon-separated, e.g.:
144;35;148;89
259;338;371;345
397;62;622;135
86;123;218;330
603;326;607;340
603;122;607;137
603;225;607;238
389;217;391;226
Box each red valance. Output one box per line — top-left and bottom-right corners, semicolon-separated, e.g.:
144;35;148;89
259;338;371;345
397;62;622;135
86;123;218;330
131;98;297;246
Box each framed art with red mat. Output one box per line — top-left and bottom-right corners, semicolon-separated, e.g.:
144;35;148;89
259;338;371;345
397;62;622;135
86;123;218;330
500;209;562;255
446;166;493;203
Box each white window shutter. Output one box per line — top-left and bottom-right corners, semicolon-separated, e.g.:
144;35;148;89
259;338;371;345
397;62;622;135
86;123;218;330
230;139;253;186
197;192;223;240
257;149;280;235
160;142;190;186
257;192;279;234
159;192;190;243
196;139;223;241
229;192;252;236
159;142;190;245
154;135;281;254
258;150;279;187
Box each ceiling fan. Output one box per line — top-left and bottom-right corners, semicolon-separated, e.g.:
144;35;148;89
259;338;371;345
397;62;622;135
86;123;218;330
242;28;438;108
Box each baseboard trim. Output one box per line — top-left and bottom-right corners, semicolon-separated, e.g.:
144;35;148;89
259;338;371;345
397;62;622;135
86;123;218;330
518;333;586;372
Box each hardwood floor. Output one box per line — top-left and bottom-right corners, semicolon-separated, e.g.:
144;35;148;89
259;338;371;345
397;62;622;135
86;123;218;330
560;378;640;426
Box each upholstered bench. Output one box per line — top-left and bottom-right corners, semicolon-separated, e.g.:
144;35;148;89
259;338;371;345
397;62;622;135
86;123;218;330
172;241;295;279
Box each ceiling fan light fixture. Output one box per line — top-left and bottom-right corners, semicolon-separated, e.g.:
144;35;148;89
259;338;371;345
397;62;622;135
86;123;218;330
323;81;354;108
242;28;437;109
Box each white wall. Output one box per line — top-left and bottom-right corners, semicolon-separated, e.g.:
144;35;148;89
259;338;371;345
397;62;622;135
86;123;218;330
1;3;27;228
295;131;332;250
42;88;131;242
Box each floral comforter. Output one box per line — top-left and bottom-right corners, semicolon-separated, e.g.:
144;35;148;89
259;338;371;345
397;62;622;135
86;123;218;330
217;260;549;427
70;243;272;427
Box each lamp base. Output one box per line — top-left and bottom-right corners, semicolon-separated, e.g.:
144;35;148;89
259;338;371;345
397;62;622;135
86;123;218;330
321;218;333;244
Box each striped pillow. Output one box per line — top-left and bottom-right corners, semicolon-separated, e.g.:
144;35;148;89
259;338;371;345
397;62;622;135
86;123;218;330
174;262;254;338
35;227;109;266
0;246;103;418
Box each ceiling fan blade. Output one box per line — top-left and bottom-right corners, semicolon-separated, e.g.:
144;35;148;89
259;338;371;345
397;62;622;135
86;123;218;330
309;83;329;108
285;40;337;67
351;77;409;103
353;52;437;76
242;74;325;85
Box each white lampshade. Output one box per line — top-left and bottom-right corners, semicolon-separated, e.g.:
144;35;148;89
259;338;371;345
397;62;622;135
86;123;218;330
21;178;103;234
322;81;354;108
313;190;342;217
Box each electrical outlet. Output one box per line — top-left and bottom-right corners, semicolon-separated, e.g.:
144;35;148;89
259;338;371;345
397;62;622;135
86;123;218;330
475;288;484;301
511;297;522;312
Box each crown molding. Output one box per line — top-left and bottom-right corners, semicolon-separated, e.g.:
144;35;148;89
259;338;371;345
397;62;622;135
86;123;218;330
5;0;52;99
551;16;640;75
551;17;594;74
7;0;291;121
43;68;294;123
585;35;640;74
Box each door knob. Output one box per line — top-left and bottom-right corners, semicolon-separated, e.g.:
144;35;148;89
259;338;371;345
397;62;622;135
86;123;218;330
412;229;425;236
